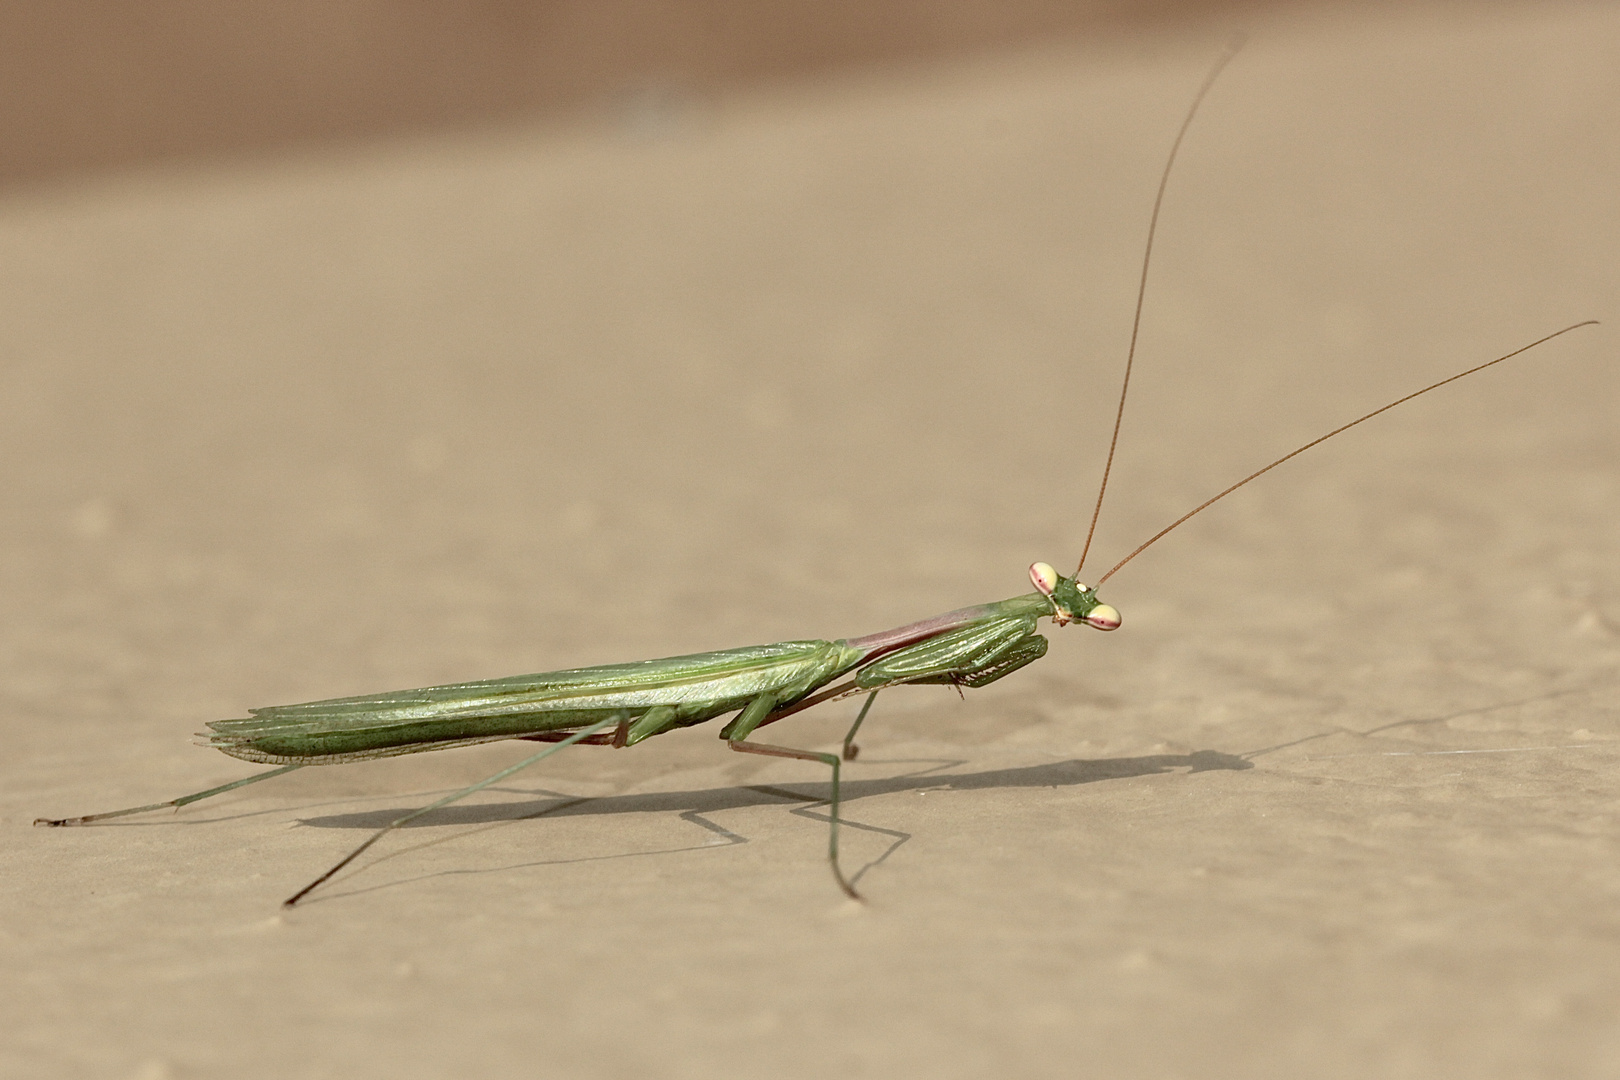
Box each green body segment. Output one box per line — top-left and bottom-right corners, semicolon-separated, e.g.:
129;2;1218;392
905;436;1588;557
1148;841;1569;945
207;640;867;765
854;609;1044;690
202;592;1088;767
859;618;1048;690
204;584;1106;768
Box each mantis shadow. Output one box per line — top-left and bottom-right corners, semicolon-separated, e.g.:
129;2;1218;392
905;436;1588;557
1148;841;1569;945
282;750;1251;902
293;748;1253;833
1239;684;1603;761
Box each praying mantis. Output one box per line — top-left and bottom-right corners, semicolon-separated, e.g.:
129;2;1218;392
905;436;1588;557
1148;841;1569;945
35;44;1597;907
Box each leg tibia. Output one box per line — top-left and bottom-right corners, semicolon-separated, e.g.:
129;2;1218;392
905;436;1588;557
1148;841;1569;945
34;764;304;826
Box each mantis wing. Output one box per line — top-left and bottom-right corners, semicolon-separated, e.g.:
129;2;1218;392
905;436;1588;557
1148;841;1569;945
205;640;863;764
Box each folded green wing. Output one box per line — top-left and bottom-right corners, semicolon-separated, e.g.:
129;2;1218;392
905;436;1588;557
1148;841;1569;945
206;639;863;765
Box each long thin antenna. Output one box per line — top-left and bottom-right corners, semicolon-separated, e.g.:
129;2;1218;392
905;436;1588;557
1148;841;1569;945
1075;35;1246;579
1094;320;1598;586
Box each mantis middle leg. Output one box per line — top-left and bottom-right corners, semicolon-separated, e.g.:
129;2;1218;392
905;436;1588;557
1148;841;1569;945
722;690;871;899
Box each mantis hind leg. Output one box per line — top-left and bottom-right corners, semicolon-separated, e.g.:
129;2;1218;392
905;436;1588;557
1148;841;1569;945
34;764;305;826
283;714;620;906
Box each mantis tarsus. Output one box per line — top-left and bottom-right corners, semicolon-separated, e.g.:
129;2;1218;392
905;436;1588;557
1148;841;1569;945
36;44;1596;907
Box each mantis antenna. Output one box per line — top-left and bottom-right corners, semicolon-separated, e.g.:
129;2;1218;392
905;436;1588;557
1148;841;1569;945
1072;41;1596;588
1093;318;1599;586
1075;35;1246;580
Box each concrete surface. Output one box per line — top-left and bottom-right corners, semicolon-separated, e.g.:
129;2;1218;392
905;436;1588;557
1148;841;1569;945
3;4;1617;1077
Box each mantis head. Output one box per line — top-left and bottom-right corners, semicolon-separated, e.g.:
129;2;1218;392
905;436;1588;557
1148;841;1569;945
1029;562;1120;631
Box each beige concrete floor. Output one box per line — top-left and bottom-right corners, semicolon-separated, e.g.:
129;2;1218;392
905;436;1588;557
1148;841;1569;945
4;4;1617;1077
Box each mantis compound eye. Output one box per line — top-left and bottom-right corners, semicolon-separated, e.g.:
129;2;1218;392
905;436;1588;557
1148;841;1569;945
1029;562;1060;597
1083;604;1121;631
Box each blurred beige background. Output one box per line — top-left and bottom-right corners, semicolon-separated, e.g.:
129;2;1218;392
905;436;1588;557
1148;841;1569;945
3;2;1617;1079
10;0;1268;185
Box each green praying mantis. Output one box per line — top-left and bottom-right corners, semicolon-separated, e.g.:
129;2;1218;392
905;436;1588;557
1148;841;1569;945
36;45;1597;906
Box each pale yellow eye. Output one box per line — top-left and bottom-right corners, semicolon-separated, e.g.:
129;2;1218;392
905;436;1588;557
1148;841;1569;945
1084;604;1121;631
1028;562;1059;596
